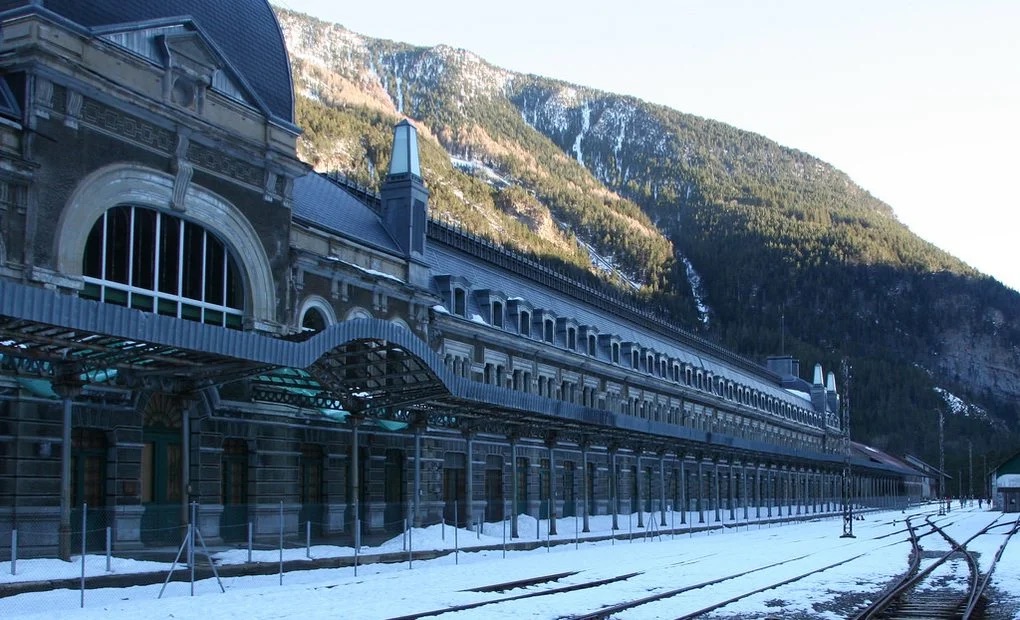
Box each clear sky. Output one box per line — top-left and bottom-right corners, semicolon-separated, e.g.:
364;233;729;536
272;0;1020;293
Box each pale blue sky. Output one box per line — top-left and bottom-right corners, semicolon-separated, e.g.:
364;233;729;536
274;0;1020;292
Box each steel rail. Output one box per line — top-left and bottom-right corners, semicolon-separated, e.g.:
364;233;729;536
962;514;1020;620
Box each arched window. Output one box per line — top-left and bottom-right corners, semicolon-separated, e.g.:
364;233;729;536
301;308;327;333
82;205;243;328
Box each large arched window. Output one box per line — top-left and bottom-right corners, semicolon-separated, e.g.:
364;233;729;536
81;205;243;328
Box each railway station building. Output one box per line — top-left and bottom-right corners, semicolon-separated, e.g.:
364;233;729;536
0;0;918;559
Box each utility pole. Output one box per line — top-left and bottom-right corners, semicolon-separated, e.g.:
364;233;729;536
840;359;854;538
968;441;973;503
937;408;946;516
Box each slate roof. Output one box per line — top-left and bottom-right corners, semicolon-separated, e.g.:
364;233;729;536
0;0;294;125
426;240;813;410
291;173;400;255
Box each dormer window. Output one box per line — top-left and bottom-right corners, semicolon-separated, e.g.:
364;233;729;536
613;342;620;364
492;300;504;328
520;311;531;336
556;317;579;350
588;335;597;356
473;288;507;329
434;275;472;319
533;309;557;344
506;298;533;337
632;350;640;370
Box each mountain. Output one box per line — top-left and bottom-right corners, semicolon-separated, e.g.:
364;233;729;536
272;7;1020;477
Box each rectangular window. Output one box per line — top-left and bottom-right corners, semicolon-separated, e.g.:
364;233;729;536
520;311;531;336
492;301;504;328
453;288;466;317
131;208;156;290
567;327;576;350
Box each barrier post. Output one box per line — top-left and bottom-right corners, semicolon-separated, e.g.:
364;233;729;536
80;502;87;608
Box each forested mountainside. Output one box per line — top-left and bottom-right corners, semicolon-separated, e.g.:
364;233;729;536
274;7;1020;478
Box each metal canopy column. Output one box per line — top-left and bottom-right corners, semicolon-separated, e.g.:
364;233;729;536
714;458;721;523
697;457;705;524
679;453;687;525
728;460;735;521
742;462;749;521
546;436;557;535
610;446;619;531
636;451;644;528
351;415;362;548
581;440;590;533
659;451;667;527
465;429;474;531
53;364;81;562
510;435;519;539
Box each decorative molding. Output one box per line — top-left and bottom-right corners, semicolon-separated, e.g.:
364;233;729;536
263;168;278;202
34;77;52;118
81;99;174;154
171;161;193;211
65;90;83;129
171;130;192;211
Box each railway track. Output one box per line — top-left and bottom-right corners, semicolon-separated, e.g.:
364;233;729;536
378;509;1016;620
851;513;1020;620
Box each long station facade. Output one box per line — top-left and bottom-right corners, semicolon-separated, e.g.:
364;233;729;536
0;0;915;558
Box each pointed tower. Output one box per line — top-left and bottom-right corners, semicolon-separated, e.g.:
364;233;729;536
381;119;429;261
826;370;840;415
810;363;827;413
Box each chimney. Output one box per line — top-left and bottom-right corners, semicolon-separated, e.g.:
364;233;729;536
381;119;428;259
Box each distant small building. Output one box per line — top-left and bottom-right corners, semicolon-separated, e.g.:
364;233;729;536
903;455;944;501
991;450;1020;513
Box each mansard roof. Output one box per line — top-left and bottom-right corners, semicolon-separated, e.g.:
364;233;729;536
425;232;810;410
291;173;400;255
0;0;294;126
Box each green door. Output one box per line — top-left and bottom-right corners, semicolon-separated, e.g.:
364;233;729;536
220;439;248;542
141;431;183;545
71;429;108;552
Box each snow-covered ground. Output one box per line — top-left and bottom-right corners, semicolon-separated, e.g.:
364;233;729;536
1;505;1017;619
